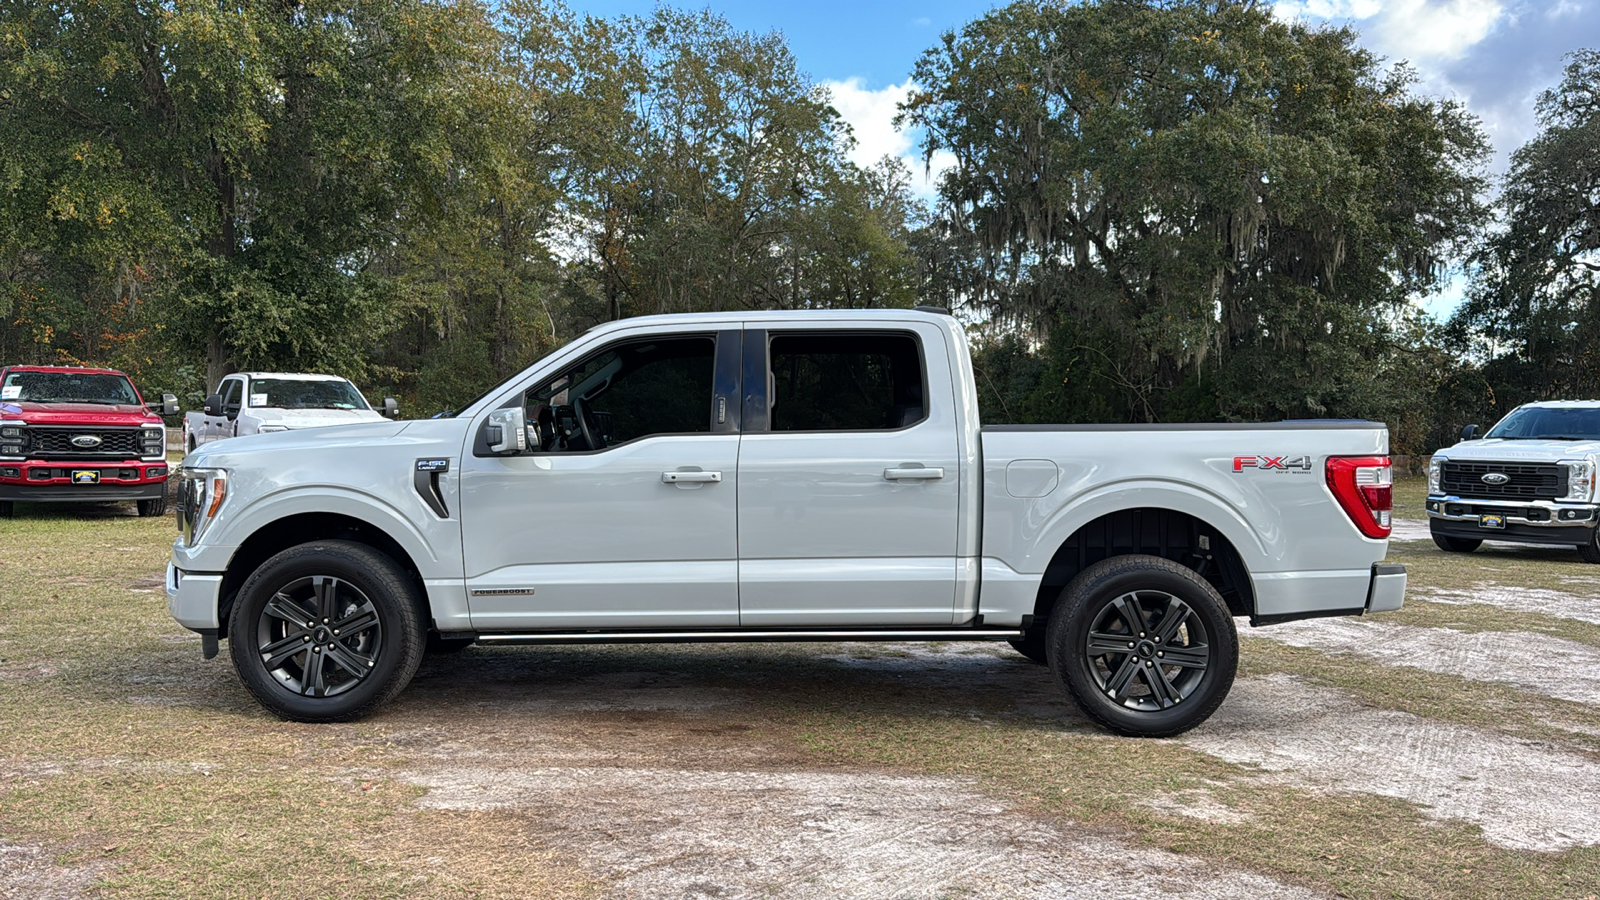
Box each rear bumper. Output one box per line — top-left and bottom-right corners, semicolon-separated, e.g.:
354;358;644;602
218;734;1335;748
0;459;168;502
1251;562;1405;626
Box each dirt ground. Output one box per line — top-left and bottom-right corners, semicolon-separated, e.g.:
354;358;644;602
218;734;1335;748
3;495;1600;898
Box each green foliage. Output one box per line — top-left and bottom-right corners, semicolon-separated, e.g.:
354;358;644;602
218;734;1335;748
902;0;1488;434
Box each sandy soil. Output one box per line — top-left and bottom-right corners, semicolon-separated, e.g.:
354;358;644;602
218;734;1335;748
1246;617;1600;704
1418;584;1600;626
401;765;1326;900
1186;674;1600;852
0;841;102;900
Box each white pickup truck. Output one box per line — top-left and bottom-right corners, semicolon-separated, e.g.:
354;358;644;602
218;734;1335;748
181;372;398;451
1427;401;1600;560
167;309;1405;736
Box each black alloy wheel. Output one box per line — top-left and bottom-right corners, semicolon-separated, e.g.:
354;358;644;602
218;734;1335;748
229;540;424;722
1048;554;1237;737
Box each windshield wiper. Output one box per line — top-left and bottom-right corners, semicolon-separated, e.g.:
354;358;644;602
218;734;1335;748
1534;435;1596;441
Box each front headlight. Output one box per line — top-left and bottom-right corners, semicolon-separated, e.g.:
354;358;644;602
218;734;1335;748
0;423;24;458
1561;459;1596;503
140;426;166;460
177;467;229;547
1428;456;1444;494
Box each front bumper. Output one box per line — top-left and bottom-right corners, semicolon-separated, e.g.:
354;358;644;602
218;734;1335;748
167;562;224;632
0;459;168;502
1426;495;1597;546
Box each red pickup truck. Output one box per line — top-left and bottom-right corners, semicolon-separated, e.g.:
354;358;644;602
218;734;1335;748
0;365;179;518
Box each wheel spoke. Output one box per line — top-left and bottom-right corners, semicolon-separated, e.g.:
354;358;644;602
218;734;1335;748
260;634;309;670
1143;662;1180;708
1160;644;1210;669
1106;654;1142;701
1150;597;1191;644
264;594;313;631
301;647;328;696
332;605;378;636
1112;593;1147;635
324;640;374;678
311;576;340;622
1087;630;1133;656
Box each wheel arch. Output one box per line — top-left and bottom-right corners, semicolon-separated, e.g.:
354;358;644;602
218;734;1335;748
1029;507;1255;628
218;513;428;633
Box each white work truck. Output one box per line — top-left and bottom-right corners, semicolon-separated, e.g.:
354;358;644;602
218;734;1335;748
167;309;1405;736
1427;401;1600;560
181;372;398;451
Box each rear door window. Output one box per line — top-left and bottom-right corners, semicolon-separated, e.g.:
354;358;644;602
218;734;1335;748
768;333;925;432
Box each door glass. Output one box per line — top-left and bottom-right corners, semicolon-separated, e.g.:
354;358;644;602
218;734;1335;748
769;333;925;431
222;379;242;413
526;337;715;451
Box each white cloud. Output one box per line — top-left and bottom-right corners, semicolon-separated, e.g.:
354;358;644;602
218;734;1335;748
824;77;954;201
1370;0;1504;61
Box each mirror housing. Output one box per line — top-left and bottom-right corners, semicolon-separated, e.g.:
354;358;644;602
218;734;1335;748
1460;424;1480;442
484;407;527;455
203;393;222;417
161;393;179;416
381;397;400;420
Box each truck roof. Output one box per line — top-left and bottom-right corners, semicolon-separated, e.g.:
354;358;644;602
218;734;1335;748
1513;400;1600;409
230;372;355;381
2;364;131;377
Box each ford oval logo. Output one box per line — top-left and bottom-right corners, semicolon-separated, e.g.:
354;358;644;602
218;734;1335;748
1481;472;1511;485
70;434;102;448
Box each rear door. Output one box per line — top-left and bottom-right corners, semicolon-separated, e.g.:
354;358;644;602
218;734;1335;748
735;324;962;625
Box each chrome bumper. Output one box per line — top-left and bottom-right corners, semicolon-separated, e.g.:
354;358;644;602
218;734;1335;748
1426;496;1598;527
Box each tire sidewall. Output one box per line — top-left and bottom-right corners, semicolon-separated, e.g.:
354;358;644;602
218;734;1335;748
1048;555;1238;737
228;541;424;722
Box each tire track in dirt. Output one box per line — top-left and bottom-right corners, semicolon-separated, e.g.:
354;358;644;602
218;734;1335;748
401;765;1325;900
1184;674;1600;851
1246;618;1600;704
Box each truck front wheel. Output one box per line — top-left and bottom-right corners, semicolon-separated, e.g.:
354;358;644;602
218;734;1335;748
228;540;425;722
1047;554;1237;737
1431;534;1481;553
1578;530;1600;564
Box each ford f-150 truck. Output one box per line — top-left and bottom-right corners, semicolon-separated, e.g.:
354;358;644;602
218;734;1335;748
182;372;398;451
1;365;178;518
167;309;1406;736
1427;401;1600;560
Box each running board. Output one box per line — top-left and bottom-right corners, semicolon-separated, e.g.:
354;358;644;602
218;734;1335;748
474;628;1025;646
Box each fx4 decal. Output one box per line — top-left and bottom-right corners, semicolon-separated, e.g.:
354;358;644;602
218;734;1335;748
1232;455;1314;473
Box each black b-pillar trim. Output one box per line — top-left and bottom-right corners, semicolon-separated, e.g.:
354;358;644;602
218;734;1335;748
741;328;769;432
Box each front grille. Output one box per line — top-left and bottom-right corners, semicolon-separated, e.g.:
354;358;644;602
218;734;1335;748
27;427;145;458
1440;461;1566;501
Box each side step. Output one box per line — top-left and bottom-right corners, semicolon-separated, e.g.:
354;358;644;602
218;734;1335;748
473;627;1025;646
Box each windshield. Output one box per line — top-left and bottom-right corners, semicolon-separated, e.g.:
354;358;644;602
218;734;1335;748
248;378;369;411
1485;406;1600;441
1;371;140;405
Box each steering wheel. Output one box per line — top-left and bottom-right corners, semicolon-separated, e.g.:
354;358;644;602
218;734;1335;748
573;395;602;450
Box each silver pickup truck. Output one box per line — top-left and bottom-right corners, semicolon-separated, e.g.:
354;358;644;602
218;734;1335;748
167;309;1405;736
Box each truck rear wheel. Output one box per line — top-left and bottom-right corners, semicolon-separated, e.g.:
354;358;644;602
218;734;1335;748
1047;554;1237;737
228;540;425;722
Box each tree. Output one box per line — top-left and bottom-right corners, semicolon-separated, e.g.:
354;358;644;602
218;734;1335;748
901;0;1488;427
1450;49;1600;418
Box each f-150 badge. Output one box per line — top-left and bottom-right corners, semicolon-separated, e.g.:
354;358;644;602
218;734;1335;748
1232;455;1314;473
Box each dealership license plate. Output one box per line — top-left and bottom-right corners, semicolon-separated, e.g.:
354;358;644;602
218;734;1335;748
71;469;100;485
1478;513;1505;530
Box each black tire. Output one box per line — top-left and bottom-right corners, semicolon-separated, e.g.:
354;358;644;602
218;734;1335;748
1007;628;1049;665
1047;554;1238;737
1578;530;1600;564
137;495;167;517
228;540;425;722
426;632;477;655
1432;533;1481;553
0;500;12;519
186;435;197;454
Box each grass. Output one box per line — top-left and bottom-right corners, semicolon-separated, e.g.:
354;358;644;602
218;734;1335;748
3;491;1600;898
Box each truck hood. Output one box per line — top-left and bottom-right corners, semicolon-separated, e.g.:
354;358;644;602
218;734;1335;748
1437;438;1600;461
0;401;161;427
251;408;388;429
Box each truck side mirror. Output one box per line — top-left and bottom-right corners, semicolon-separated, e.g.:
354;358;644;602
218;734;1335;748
484;407;527;455
1460;424;1480;441
203;393;222;417
161;393;179;416
381;397;400;420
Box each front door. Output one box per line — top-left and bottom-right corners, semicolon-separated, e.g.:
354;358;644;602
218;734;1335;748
459;329;742;630
736;325;962;625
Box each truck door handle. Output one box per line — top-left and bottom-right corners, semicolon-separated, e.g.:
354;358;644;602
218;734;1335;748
662;470;722;484
884;466;944;481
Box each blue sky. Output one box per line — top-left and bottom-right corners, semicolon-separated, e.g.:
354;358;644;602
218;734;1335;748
567;1;1600;317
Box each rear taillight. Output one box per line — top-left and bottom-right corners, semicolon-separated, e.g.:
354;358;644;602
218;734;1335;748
1326;455;1392;539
